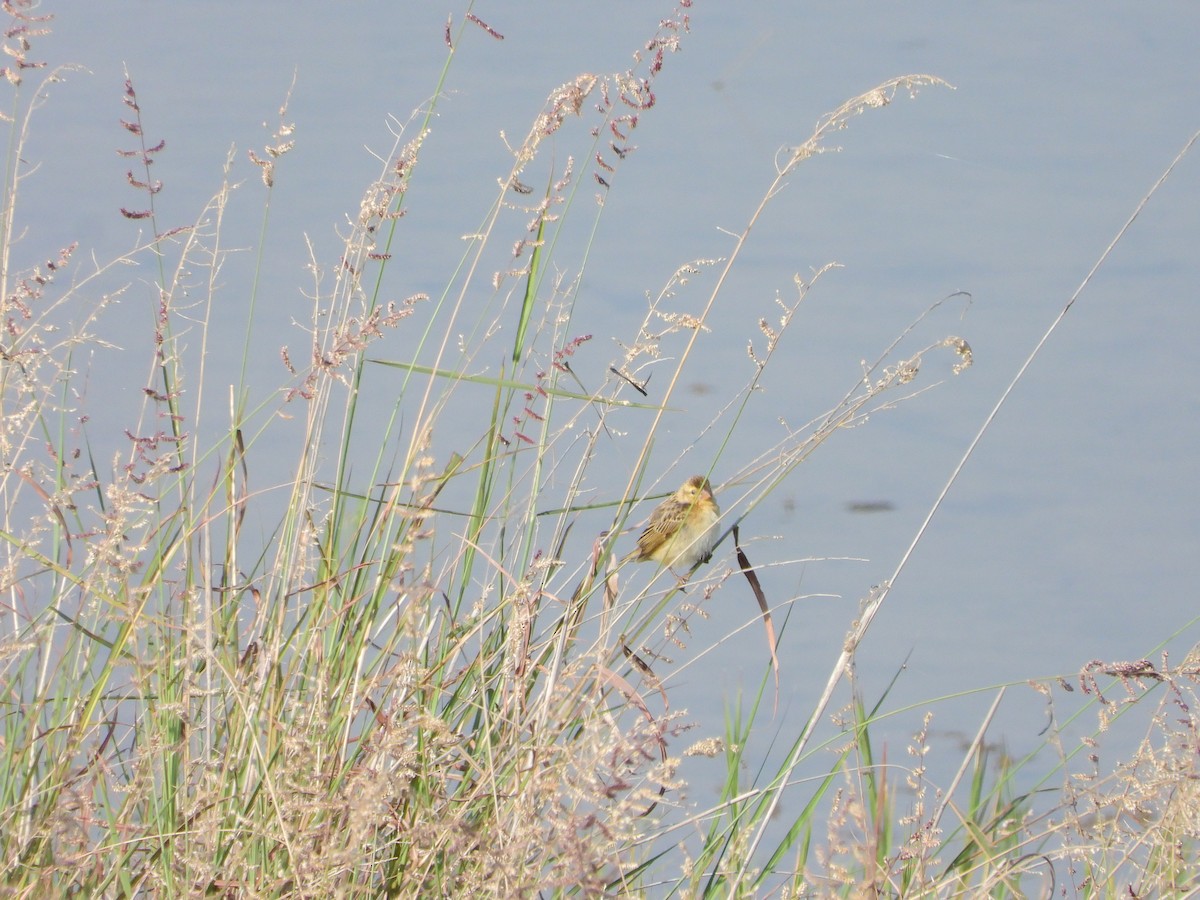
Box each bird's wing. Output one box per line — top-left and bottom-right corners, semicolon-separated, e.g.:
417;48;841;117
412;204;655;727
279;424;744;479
636;501;682;559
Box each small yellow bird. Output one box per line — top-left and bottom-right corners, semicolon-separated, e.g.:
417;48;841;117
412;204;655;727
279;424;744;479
626;475;720;573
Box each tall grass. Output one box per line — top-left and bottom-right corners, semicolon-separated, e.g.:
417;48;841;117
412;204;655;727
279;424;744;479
1;3;1198;897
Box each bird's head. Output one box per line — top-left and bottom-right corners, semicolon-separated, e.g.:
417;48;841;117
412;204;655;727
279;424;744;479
678;475;714;503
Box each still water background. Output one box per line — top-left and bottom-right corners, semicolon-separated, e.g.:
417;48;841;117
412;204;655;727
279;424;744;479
26;0;1200;856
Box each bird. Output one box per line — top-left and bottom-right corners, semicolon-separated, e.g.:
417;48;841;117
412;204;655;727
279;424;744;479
625;475;720;575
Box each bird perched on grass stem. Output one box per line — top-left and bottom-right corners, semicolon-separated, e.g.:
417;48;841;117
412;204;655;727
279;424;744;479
625;475;720;575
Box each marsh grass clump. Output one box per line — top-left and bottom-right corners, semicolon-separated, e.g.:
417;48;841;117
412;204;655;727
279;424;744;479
1;2;1196;897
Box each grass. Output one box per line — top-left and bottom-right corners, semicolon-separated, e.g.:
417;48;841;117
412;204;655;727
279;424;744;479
2;3;1199;897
